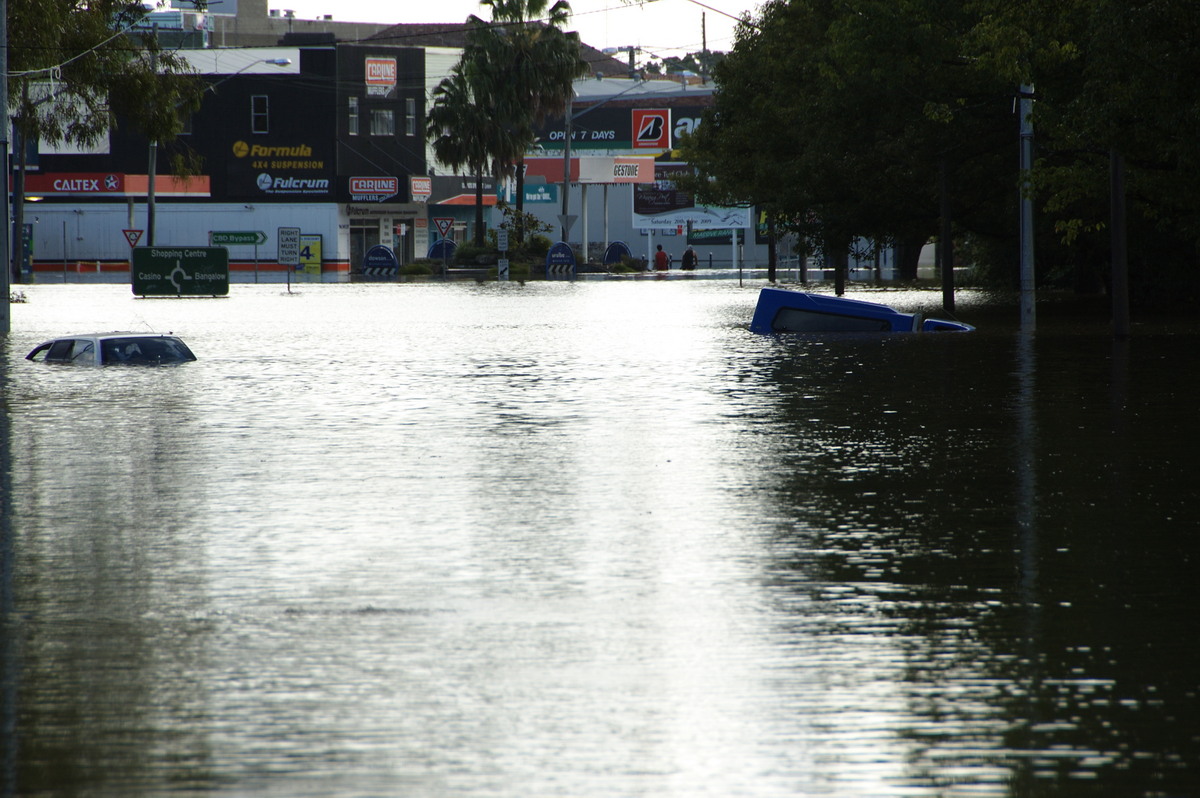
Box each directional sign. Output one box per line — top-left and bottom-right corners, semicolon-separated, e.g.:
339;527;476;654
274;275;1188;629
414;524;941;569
362;245;399;276
122;229;143;248
211;230;267;246
132;247;229;296
433;217;454;237
603;240;632;265
427;239;456;260
546;241;576;277
277;226;301;266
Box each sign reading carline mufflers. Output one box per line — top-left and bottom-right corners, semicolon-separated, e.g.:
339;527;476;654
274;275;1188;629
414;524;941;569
132;247;229;296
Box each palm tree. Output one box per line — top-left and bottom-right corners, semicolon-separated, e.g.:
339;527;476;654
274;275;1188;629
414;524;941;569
426;63;512;246
464;0;588;244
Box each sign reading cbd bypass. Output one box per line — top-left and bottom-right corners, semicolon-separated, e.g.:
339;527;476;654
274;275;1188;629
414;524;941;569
132;247;229;297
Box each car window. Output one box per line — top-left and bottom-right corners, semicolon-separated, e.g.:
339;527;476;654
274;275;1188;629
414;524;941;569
46;339;77;362
26;343;52;362
104;337;196;364
70;341;95;362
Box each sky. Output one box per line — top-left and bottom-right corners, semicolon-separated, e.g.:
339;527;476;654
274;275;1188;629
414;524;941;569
258;0;757;60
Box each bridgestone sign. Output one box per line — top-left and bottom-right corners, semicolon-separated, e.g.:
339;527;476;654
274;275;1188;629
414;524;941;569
132;247;229;296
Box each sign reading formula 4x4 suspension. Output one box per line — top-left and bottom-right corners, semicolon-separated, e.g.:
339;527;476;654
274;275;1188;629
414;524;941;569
132;247;229;296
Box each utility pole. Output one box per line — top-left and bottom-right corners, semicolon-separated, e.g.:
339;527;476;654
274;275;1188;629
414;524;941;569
560;108;572;244
1;0;11;334
1111;150;1130;338
1018;84;1036;330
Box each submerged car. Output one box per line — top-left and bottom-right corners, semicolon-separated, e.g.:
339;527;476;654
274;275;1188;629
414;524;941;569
26;332;197;365
749;287;975;334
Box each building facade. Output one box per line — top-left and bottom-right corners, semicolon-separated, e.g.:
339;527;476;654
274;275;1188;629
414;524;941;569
23;41;431;280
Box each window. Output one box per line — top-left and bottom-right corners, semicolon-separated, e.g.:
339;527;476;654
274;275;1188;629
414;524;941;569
251;95;269;134
404;98;416;136
370;109;395;136
348;96;359;136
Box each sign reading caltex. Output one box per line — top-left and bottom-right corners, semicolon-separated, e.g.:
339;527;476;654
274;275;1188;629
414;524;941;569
132;247;229;296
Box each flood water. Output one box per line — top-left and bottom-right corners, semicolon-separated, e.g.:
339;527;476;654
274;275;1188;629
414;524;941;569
2;280;1198;798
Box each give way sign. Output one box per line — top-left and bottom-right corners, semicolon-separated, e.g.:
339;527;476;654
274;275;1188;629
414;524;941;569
123;229;143;247
433;217;454;237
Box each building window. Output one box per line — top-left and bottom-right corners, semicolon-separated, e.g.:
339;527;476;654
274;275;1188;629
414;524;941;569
405;98;416;136
348;96;359;136
370;109;395;136
251;95;269;134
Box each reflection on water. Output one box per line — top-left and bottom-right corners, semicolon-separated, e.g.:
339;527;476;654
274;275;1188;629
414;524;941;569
2;283;1197;797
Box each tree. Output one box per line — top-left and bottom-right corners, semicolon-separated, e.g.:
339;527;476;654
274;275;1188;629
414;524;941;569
426;62;517;246
1031;0;1200;301
463;0;587;243
680;0;1017;291
6;0;204;277
656;51;725;80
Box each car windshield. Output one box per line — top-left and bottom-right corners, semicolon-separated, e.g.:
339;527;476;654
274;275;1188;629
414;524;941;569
101;336;196;364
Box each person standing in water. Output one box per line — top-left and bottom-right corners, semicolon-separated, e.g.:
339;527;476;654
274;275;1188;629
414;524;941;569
681;246;697;271
654;245;669;271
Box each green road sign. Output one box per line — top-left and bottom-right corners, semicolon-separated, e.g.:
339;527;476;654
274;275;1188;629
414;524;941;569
211;230;267;246
132;247;229;296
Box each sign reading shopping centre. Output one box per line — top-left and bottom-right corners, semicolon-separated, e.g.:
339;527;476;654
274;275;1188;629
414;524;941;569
132;247;230;296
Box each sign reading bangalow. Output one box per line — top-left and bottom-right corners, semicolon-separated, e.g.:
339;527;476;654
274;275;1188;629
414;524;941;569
132;247;229;296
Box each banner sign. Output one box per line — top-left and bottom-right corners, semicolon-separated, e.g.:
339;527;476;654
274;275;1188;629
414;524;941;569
228;138;332;198
28;172;124;194
577;156;655;184
533;104;708;151
633;163;750;230
633;163;694;216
